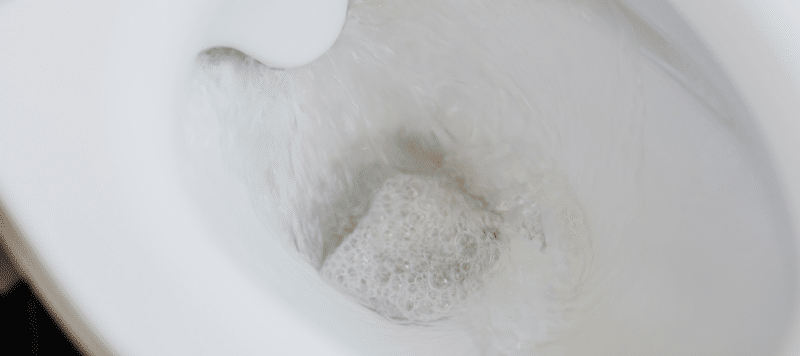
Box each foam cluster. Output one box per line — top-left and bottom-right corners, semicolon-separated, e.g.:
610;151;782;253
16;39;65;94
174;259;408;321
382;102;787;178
320;174;503;324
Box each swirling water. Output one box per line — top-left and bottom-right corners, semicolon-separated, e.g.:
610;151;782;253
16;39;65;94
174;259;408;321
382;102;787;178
185;0;648;354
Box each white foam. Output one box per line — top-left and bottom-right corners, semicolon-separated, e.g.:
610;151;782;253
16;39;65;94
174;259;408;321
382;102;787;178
321;174;503;323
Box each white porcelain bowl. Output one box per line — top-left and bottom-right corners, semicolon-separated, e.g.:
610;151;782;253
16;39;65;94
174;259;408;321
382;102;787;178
0;1;799;355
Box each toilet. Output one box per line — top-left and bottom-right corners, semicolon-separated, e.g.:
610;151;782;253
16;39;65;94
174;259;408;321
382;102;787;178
0;0;799;355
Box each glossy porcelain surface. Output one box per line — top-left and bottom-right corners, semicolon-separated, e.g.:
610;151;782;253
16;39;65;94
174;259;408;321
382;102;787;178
0;1;798;355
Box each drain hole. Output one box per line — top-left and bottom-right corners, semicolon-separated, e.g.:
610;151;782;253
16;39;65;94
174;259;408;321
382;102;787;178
320;173;503;324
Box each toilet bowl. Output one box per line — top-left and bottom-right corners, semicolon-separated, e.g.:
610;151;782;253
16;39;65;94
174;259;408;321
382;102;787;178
0;0;799;355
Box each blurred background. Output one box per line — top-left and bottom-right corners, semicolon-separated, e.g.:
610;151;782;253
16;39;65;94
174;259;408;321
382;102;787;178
1;244;81;355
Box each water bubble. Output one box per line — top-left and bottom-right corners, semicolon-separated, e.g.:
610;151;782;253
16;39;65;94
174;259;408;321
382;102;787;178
320;174;503;323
